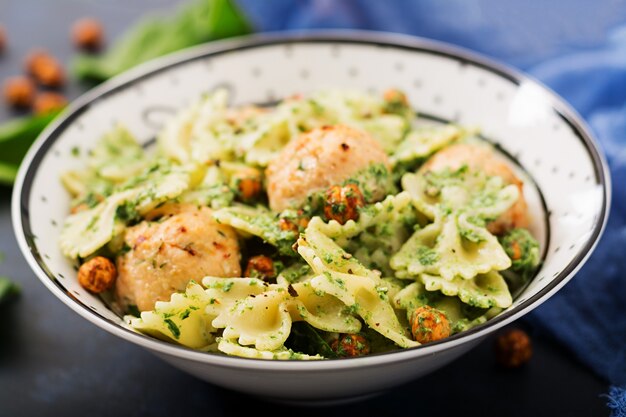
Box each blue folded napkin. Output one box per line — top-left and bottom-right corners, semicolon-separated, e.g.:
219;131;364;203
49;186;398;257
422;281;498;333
236;0;626;412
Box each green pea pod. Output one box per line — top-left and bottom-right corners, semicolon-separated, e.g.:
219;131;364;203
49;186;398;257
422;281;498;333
73;0;253;82
0;111;60;186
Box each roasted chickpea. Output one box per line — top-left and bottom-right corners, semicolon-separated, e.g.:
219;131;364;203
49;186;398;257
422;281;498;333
33;92;67;115
323;183;365;225
244;255;275;280
232;168;263;203
0;25;6;53
278;210;310;233
410;305;451;344
3;76;35;108
494;328;532;368
278;218;299;233
24;48;51;75
78;256;117;293
331;334;370;357
24;48;65;88
383;88;408;107
71;17;104;51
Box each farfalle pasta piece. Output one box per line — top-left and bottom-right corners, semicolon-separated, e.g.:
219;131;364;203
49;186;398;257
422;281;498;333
402;166;520;221
391;124;467;166
310;192;416;276
59;189;136;259
158;88;232;164
393;282;503;334
212;288;293;351
203;276;360;351
420;270;513;309
88;124;148;182
390;213;511;281
217;338;324;360
211;205;298;256
60;163;192;259
127;281;217;349
297;223;418;348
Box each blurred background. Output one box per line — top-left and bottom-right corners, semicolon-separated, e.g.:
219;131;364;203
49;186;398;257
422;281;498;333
1;1;625;416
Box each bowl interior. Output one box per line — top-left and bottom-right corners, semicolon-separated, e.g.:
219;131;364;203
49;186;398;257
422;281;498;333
14;33;608;361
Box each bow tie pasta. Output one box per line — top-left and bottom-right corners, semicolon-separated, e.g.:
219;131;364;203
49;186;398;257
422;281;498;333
60;88;541;360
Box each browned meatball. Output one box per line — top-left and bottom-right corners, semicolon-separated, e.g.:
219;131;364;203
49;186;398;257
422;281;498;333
265;125;390;212
419;142;529;234
323;183;365;224
331;334;371;357
115;205;241;312
410;305;451;344
78;256;117;293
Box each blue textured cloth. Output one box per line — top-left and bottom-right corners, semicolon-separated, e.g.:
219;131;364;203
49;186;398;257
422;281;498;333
236;0;626;410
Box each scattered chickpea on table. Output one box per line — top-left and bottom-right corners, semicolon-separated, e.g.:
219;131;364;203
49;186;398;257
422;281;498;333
494;327;533;368
1;17;106;111
71;17;105;51
0;25;6;54
3;76;36;108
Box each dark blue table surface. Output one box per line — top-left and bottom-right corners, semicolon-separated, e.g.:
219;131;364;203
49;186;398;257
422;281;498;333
0;1;610;416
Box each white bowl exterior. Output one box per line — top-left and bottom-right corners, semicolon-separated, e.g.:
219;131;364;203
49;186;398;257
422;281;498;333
12;32;610;401
156;337;482;402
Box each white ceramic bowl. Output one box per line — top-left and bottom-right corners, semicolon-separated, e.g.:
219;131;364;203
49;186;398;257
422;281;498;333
12;31;610;405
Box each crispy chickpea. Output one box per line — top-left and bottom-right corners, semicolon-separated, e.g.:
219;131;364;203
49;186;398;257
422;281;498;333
410;305;451;344
331;334;370;357
383;88;408;107
494;328;532;368
323;183;365;225
71;17;104;51
78;256;117;293
25;48;51;75
0;25;6;53
33;92;67;115
278;218;299;233
278;210;310;233
244;255;275;280
24;48;65;88
3;76;35;108
232;168;263;203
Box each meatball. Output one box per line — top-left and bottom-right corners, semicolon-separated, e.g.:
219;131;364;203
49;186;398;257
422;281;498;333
265;125;390;212
115;205;241;312
410;305;451;344
419;142;529;234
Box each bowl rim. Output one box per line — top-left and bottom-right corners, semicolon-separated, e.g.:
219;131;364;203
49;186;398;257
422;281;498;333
11;29;612;371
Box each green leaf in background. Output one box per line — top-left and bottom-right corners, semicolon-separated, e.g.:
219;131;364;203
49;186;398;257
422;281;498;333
73;0;254;82
0;277;19;305
0;0;253;188
0;111;61;186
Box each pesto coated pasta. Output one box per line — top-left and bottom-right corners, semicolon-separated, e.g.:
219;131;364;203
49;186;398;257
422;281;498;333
59;88;540;360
